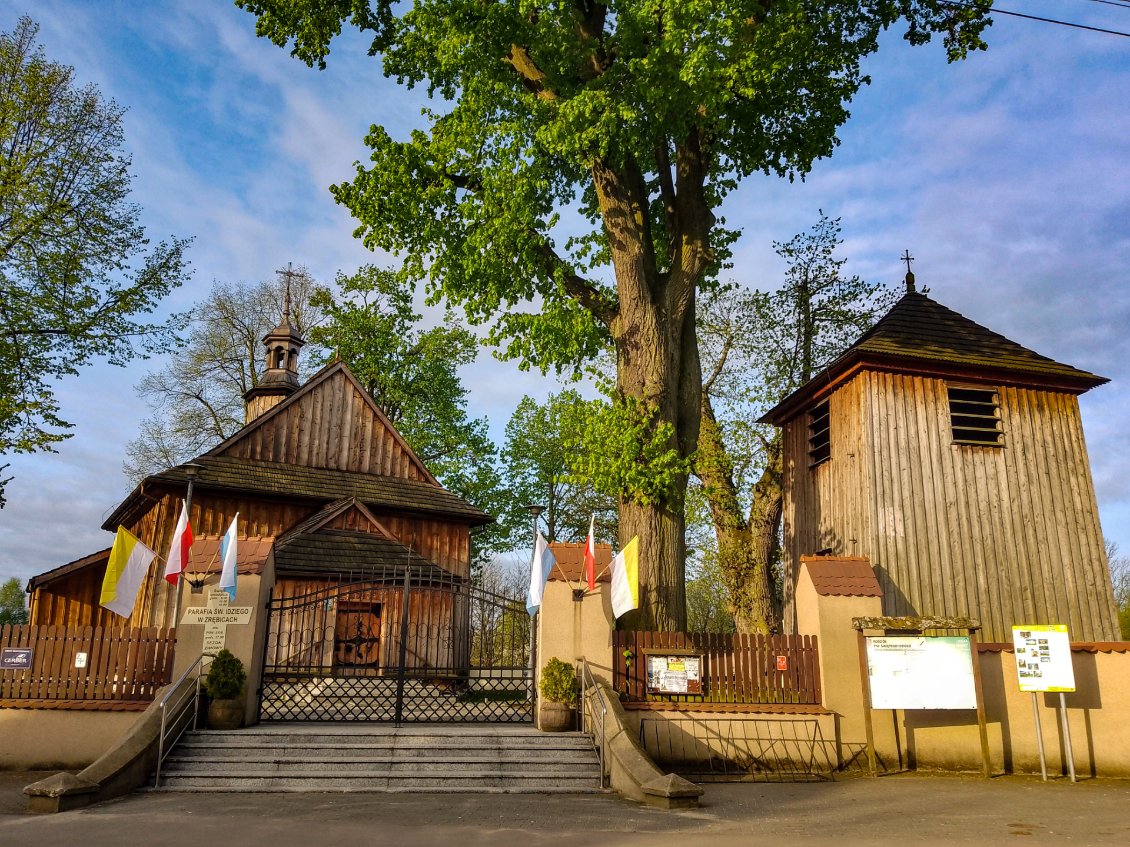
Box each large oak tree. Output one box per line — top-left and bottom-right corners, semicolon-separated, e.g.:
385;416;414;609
237;0;990;629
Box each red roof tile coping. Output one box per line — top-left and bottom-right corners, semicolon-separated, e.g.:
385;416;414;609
801;556;883;597
184;536;274;576
978;641;1130;654
547;541;614;583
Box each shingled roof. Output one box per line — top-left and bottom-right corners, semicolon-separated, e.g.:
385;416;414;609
762;289;1107;425
273;530;450;579
800;556;883;598
103;454;493;531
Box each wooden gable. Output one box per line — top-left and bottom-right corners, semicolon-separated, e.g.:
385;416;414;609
208;361;438;484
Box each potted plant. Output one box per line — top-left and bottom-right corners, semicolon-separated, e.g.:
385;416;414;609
204;648;246;730
538;657;579;732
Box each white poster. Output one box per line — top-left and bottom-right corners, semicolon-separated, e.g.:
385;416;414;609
866;636;977;710
1012;624;1075;693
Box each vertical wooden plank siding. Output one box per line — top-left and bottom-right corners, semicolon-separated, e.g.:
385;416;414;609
0;625;174;703
781;379;869;629
781;371;1118;641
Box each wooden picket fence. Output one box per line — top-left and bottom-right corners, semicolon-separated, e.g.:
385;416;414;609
0;625;174;705
613;631;821;706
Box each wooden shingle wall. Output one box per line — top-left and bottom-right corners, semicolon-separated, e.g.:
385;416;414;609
782;372;1119;641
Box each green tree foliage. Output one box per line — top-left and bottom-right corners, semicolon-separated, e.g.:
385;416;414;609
309;266;515;567
695;214;894;632
501;391;617;546
0;577;28;625
125;272;323;482
236;0;991;629
0;17;190;504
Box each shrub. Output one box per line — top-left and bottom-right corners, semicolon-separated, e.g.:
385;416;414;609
205;649;246;700
539;657;579;705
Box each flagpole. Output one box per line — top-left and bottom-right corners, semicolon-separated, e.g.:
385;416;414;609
525;503;545;711
171;463;202;631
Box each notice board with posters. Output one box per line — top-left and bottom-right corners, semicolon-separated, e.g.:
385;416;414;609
645;652;704;695
1012;624;1075;693
865;636;977;709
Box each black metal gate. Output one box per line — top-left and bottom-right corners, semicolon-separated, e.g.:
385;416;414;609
259;566;533;723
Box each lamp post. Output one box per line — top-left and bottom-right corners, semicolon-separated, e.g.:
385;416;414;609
172;463;204;629
525;503;545;710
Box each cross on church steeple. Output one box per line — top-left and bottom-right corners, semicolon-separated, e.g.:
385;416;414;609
901;249;917;294
276;261;298;323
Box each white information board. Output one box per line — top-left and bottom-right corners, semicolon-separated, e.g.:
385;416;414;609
866;636;977;710
1012;624;1075;693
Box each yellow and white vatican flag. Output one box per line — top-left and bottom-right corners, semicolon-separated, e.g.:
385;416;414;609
99;527;158;617
609;536;640;619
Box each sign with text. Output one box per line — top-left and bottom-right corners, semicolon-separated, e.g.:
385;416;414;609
181;592;253;657
1;647;32;669
1012;624;1075;693
646;654;704;695
180;607;253;626
866;636;977;710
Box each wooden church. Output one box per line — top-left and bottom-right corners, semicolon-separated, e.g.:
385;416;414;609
25;302;497;700
762;270;1120;642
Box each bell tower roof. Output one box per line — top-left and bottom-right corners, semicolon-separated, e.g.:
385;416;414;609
243;262;307;422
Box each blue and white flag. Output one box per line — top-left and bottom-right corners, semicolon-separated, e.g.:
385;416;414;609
525;531;556;616
219;513;239;602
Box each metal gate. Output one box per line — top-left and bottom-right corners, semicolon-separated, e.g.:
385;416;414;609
259;566;533;723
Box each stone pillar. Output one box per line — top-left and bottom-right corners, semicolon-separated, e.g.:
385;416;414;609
794;556;900;767
536;579;615;687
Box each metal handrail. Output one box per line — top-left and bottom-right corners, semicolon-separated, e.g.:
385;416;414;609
580;658;609;789
154;653;215;788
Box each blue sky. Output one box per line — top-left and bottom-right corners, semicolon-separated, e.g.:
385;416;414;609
1;1;1128;590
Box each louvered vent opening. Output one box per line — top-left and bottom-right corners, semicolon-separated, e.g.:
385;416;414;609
948;386;1002;446
808;400;831;466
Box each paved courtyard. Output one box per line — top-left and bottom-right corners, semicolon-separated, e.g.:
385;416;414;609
2;771;1129;847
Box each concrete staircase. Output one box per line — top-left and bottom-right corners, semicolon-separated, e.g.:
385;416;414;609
153;724;605;794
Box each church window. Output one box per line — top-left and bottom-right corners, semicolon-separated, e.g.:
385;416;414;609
808;399;831;466
948;386;1003;446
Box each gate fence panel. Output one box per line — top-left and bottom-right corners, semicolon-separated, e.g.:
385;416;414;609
260;565;532;722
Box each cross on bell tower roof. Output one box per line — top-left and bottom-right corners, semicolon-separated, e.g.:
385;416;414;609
902;249;917;294
242;262;307;423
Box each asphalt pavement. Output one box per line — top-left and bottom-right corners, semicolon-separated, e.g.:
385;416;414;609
2;771;1129;846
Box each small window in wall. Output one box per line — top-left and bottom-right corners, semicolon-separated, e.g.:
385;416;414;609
948;386;1003;446
808;400;831;466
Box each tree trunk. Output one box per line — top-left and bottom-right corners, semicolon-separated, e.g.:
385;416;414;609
591;152;703;632
696;393;782;633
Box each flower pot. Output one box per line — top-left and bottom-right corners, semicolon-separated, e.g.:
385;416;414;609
207;698;244;730
539;700;576;732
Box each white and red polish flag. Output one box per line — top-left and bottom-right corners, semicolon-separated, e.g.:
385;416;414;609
583;515;597;591
163;500;194;586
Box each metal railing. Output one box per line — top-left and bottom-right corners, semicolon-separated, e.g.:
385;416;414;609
637;715;837;782
154;653;215;788
580;659;609;789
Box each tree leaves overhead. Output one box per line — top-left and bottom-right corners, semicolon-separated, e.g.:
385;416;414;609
237;0;990;375
0;17;190;501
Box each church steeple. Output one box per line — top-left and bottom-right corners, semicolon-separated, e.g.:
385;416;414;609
243;263;307;423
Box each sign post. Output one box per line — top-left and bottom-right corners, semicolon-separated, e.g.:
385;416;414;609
853;616;990;778
1012;624;1076;782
